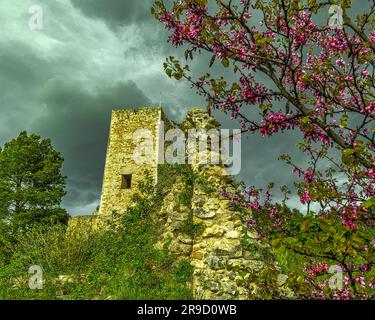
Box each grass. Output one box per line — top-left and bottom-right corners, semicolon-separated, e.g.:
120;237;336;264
0;172;193;300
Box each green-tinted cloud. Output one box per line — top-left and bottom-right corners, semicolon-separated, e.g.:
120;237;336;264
0;0;329;215
71;0;153;28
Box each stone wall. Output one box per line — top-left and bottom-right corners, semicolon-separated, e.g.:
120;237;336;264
152;109;273;299
66;215;101;237
190;165;274;299
184;110;266;299
67;107;287;299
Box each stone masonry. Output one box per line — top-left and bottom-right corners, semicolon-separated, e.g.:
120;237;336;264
68;107;286;299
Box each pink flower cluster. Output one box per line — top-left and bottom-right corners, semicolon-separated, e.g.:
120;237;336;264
289;11;317;46
159;3;207;47
369;30;375;43
301;125;331;146
303;169;314;183
300;189;312;204
304;260;329;277
340;204;359;231
259;111;296;136
269;207;278;218
333;289;350;300
239;76;269;105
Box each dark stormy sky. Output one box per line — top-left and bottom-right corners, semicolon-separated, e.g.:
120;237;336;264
1;0;352;215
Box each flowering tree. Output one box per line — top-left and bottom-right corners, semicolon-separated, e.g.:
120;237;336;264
153;0;374;299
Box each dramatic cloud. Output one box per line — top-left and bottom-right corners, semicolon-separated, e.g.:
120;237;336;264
70;0;152;28
33;79;152;214
0;0;325;215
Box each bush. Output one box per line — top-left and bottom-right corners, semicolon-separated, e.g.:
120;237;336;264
0;174;193;300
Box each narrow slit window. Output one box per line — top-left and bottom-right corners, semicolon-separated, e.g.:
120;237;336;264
121;174;132;189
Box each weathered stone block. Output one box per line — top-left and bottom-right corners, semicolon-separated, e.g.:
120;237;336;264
178;234;193;245
223;283;239;296
193;209;216;219
204;256;227;270
170;241;192;256
225;230;241;239
192;250;205;260
206;280;220;292
202;226;225;238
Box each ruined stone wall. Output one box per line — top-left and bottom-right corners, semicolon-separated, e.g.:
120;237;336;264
185;110;265;299
190;165;270;299
153;109;273;299
66;215;101;237
154;164;275;299
67;107;286;299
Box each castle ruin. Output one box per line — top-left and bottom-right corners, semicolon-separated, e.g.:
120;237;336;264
68;107;287;299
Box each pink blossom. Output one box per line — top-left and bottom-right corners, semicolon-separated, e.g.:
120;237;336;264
355;276;366;288
336;58;345;68
369;30;375;43
303;169;314;183
300;189;312;204
269;207;278;218
361;70;369;77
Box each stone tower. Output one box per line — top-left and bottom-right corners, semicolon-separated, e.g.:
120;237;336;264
98;108;163;216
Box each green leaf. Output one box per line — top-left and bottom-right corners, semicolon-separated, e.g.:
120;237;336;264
221;58;229;68
255;36;273;45
271;238;282;248
319;217;334;225
351;234;364;244
319;234;330;241
340;114;348;128
285;237;298;245
319;223;334;233
342;148;356;155
300;219;311;231
364;197;375;209
231;83;240;91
